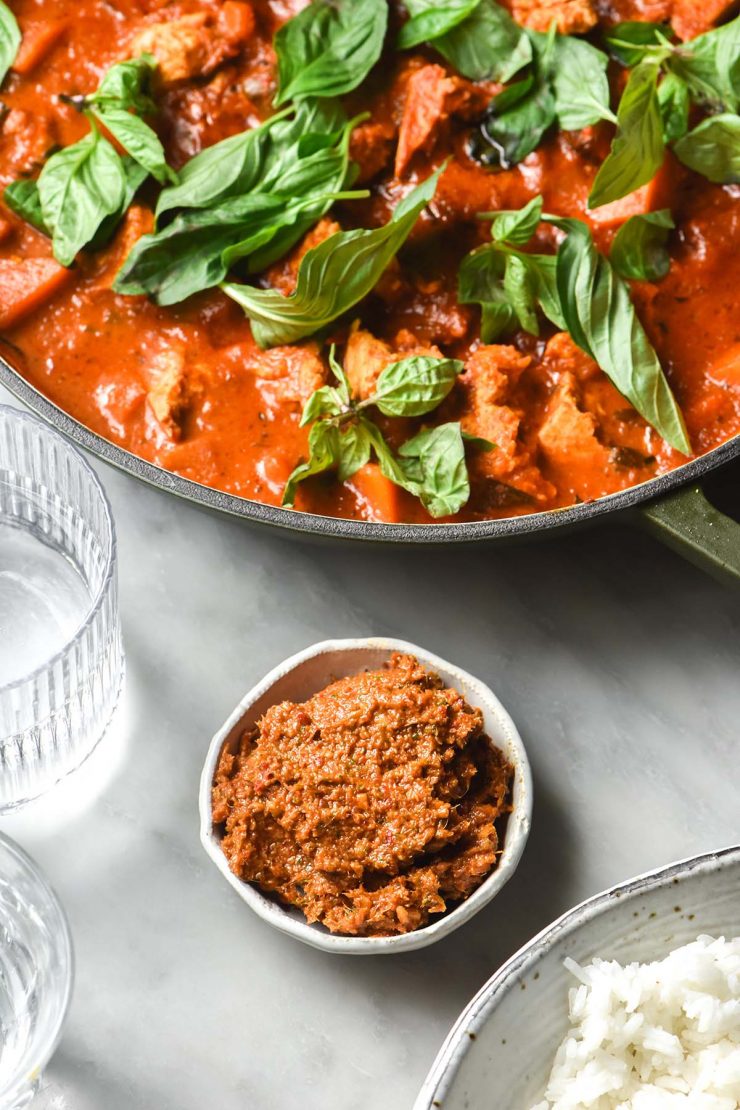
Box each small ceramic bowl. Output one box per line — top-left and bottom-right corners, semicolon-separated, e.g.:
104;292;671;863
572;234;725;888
199;637;532;954
415;844;740;1108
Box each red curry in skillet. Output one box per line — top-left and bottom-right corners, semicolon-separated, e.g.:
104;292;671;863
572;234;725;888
0;0;739;523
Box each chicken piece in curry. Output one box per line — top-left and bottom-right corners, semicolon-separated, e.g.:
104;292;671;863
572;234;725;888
0;0;739;523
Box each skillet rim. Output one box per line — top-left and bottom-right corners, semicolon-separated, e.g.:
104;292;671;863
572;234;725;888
1;357;738;543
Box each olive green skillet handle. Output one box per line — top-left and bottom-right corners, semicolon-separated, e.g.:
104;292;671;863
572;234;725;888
638;485;740;589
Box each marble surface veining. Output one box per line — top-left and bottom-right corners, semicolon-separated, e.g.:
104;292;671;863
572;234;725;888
1;386;739;1110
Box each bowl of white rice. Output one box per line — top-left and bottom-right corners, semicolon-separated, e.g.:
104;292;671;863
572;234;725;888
415;844;740;1110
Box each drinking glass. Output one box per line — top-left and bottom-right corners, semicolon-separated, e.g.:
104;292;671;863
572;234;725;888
0;831;73;1108
0;405;124;809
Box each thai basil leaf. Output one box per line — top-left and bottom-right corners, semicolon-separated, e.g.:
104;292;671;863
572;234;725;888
87;156;148;251
479;71;557;167
588;61;665;209
458;246;517;341
328;345;352;404
673;114;740;184
336;422;372;481
605;21;669;67
300;384;345;427
3;179;49;234
371;356;463;417
542;33;615;130
398;0;480;50
115;189;360;305
38;128;127;266
546;216;691;454
92;55;158;114
91;105;176;185
0;0;20;86
430;0;532;83
155;110;290;220
610;209;674;281
283;421;341;507
222;166;443;349
657;72;690;142
669;14;740;113
245;114;361;273
503;252;539;335
274;0;387;105
473;29;612;167
490;196;543;245
398;422;470;517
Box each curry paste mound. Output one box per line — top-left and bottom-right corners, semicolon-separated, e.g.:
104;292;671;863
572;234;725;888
212;653;513;937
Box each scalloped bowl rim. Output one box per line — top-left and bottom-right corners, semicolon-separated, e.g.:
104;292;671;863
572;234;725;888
198;637;533;954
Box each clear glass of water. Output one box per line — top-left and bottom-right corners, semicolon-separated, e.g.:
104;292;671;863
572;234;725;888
0;831;73;1108
0;405;124;809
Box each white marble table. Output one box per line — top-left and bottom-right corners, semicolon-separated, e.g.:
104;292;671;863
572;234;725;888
3;384;739;1110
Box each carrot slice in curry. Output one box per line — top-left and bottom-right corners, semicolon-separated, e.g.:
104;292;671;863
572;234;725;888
13;21;68;75
351;463;406;523
0;258;73;330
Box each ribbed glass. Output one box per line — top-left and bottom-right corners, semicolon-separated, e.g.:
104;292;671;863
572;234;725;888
0;832;73;1108
0;406;124;810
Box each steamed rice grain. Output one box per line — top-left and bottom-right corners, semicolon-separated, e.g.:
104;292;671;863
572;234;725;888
533;935;740;1109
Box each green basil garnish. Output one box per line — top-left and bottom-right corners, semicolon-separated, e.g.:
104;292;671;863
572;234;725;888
90;105;174;186
546;215;690;455
370;355;463;417
397;423;470;518
605;21;670;67
673;114;740;183
459;196;564;340
398;0;480;49
7;55;173;263
588;61;664;209
459;199;690;453
401;0;532;83
4;179;48;234
669;16;740;113
274;0;387;106
70;55;176;186
284;344;478;517
38;127;128;267
473;29;612;169
154;105;300;220
657;72;690;142
117;115;364;303
222;166;443;349
610;209;674;280
0;0;20;87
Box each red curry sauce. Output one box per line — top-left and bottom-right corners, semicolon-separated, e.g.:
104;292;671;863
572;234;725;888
1;0;739;523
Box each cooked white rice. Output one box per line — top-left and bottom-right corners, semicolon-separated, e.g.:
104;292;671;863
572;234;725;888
532;935;740;1109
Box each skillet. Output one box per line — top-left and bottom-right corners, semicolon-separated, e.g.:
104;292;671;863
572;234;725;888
1;356;739;586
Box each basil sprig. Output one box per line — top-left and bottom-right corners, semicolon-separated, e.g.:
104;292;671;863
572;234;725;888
0;0;20;86
459;198;690;454
400;0;532;83
284;346;483;517
223;166;443;349
5;56;175;265
610;209;674;280
546;215;690;454
459;196;564;340
673;114;740;183
589;60;664;209
274;0;387;106
472;28;613;168
595;15;740;203
115;113;366;304
63;56;175;186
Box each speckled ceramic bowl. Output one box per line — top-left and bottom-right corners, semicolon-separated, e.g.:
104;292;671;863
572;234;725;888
415;844;740;1108
199;637;532;955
